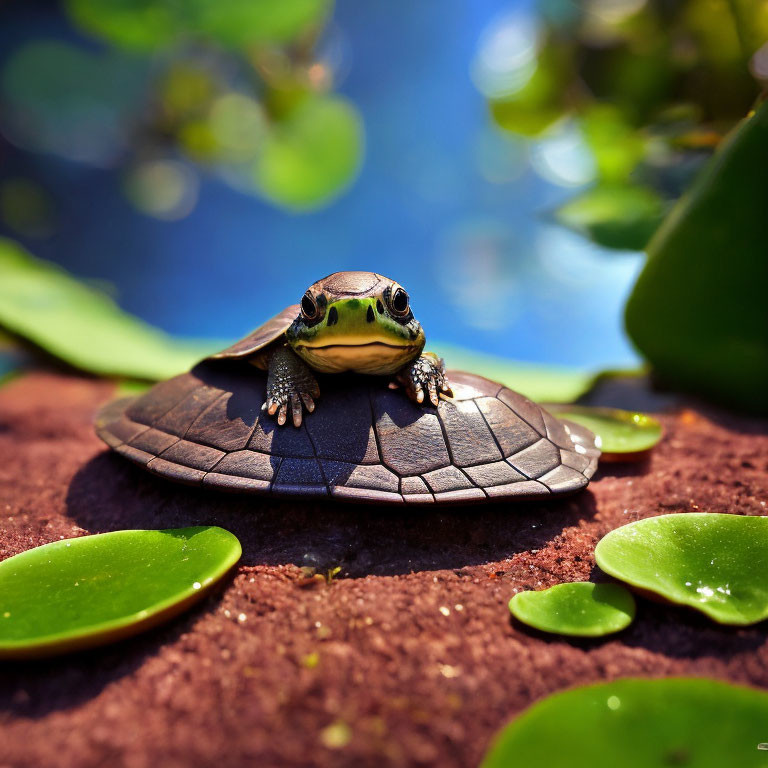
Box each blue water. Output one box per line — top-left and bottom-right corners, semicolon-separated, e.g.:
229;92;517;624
0;0;644;370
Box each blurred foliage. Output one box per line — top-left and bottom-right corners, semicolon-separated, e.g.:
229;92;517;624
0;238;219;380
625;97;768;415
67;0;331;50
254;95;363;209
0;40;150;167
432;343;597;403
553;184;664;251
480;0;768;250
0;0;362;218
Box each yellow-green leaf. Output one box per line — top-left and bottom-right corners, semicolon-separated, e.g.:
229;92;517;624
255;96;363;210
0;238;219;380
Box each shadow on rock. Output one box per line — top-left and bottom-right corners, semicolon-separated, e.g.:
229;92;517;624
67;451;599;579
591;457;652;480
620;599;767;659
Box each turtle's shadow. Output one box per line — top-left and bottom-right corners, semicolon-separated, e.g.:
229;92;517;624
65;451;598;578
192;362;423;484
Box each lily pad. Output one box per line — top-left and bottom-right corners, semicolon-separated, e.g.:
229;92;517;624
481;678;768;768
0;238;220;381
546;404;662;459
0;526;241;658
509;582;635;637
595;513;768;625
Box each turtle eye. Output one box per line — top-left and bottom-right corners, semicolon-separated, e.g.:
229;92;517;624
389;287;410;317
301;292;319;321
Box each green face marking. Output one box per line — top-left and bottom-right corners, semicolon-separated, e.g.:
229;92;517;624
285;278;425;375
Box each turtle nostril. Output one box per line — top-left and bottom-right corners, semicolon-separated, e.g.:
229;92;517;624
327;306;338;326
366;305;375;323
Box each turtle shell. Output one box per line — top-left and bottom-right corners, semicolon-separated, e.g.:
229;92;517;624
208;305;299;360
95;359;600;505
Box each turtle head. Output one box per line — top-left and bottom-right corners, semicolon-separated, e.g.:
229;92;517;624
285;271;425;375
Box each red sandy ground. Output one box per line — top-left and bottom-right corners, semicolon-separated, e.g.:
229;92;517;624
0;372;767;768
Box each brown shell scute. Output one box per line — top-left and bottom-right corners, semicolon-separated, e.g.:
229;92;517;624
95;362;600;504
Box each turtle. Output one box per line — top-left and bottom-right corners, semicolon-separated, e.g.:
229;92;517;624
95;271;600;504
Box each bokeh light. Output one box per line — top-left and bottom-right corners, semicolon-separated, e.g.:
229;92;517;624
123;160;199;220
530;122;596;187
437;219;523;332
471;12;540;99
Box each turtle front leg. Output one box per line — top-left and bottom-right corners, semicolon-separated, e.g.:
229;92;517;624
263;345;320;427
393;352;452;407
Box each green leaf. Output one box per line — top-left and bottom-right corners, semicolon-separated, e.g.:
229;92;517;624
66;0;329;51
489;45;567;138
432;343;596;403
186;0;330;48
0;527;241;658
596;513;768;625
509;582;635;637
581;105;646;184
481;678;768;768
254;96;363;210
66;0;178;51
545;404;663;459
625;99;768;414
0;239;220;380
555;184;665;251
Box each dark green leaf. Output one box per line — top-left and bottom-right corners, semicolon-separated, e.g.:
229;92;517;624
625;99;768;414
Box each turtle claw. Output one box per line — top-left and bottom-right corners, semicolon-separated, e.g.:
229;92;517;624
263;390;316;428
427;379;439;406
396;353;451;408
264;346;320;427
